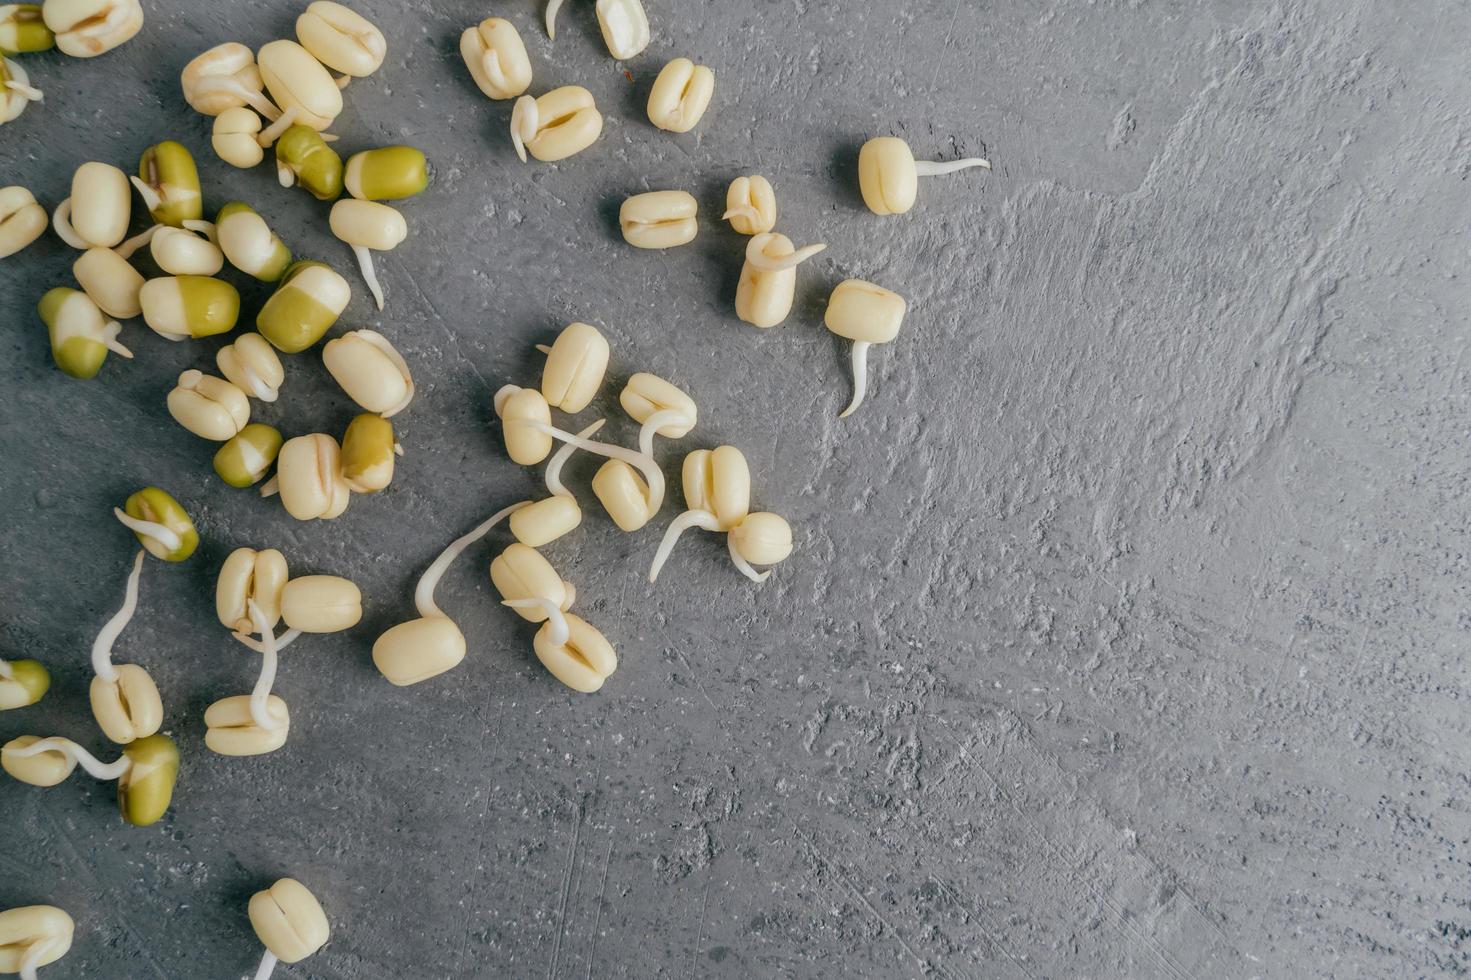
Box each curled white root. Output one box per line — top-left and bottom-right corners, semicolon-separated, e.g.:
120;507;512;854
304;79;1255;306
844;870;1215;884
503;597;570;646
114;223;160;260
745;233;827;272
246;601;283;731
913;157;991;177
545;419;606;497
113;508;181;553
100;321;134;358
638;409;692;454
721;205;760;225
648;509;720;582
231;629;302;654
259;476;280;498
50;199;87;250
255;106;300;148
128;176;162;214
510;95;538;163
524;420;667;515
90;549;144;685
415;501;529;620
727;533;771;584
545;0;565;39
352;244;386;311
838;341;871;419
7;737;131;781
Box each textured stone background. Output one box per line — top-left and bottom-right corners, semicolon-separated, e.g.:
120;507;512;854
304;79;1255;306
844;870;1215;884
1;0;1468;977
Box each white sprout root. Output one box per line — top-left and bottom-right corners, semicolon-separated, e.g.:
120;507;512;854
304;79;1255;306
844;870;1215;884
544;419;607;498
113;508;182;553
502;598;570;647
235;360;277;402
510;95;538;163
525;421;667;515
255;106;300;148
7;737;130;781
727;533;772;584
181;219;219;243
100;321;134;358
231;629;302;655
90;549;145;683
912;157;992;177
492;383;520;417
334;73;351;89
648;509;720;582
50;199;87;249
259;476;280;498
637;409;692;455
481;49;511;94
253;949;280;980
5;77;42;101
721;205;760;225
115;223;160;260
352;244;386;310
276;160;296;189
545;0;565;39
0;659;12;680
246;601;282;731
745;234;827;272
414;501;530;620
838;341;871;419
127;176;162;214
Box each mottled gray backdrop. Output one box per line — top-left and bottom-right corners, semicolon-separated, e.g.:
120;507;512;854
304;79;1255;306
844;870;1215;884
1;0;1467;977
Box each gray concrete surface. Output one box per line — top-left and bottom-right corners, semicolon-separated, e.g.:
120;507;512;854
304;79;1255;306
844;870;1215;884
1;0;1467;976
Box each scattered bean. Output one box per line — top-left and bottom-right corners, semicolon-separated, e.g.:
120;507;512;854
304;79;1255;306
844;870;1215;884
216;547;288;634
461;17;531;101
0;905;72;979
340;412;397;493
824;278;905;416
204;691;289;756
517;601;617;693
0;657;49;711
42;0;142;59
734;232;826;329
256;39;341;141
275;124;343;200
0;185;46;256
647;58;714;134
323;329;414;415
248;878;329;976
116;486;199;562
281;575;361;633
511;419;603;547
723;175;775;235
2;732;179;826
132;139;202;227
858;135;990;216
620;190;697;249
594;0;648;60
255;260;350;353
73;246;143;319
328;199;405;309
213;107;265;168
296;1;384;80
168;370;249;440
511;86;602;163
538;321;609;414
152;222;225;276
37;285;131;379
52;161;130;250
181;42;279;118
217;201;292;281
0;54;40;122
495;384;553;465
214;423;284;488
270;433;350;520
491;543;574;622
140;274;241;341
344;145;428;201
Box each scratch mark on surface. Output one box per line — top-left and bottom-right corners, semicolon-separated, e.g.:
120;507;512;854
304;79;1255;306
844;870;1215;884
583;835;614;980
402;264;498;399
690;874;712;977
929;0;965;93
927;875;1040;980
548;800;584;980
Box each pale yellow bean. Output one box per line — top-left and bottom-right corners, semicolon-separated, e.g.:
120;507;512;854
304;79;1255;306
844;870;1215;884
258;39;342;131
151;224;224;276
619;190;698;249
511;86;603;163
682;446;750;531
204;694;289;756
858;135;990;216
296;1;385;78
461;17;531;100
0;735;73;786
89;663;163;743
825;278;906;344
729;511;793;566
534;612;616;693
216;547;288;633
322;329;413;416
591;460;656;532
723;175;776;235
281;574;361;633
539;321;609;413
595;0;648;59
182;42;273;116
73;246;143;319
275;434;349;521
43;0;142;58
647;57;714;133
212;107;265;168
496;385;552;465
619;372;696;437
218;333;285;402
509;495;581;549
0;185;47;257
64;161;131;249
167;369;249;441
0;904;74;974
249;878;329;965
490;543;571;622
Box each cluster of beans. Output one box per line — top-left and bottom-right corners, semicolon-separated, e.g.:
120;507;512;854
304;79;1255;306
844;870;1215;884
0;1;992;975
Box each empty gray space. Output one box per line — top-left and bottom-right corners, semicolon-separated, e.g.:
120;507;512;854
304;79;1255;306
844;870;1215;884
1;0;1467;977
